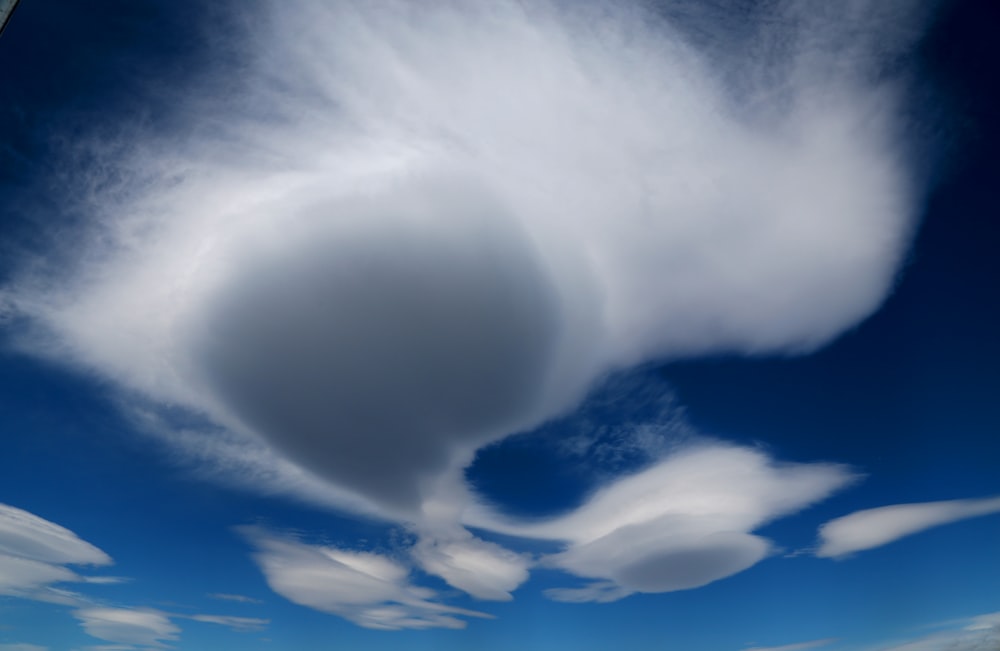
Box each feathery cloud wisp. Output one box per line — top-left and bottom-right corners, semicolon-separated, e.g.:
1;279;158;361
239;526;494;630
2;0;928;526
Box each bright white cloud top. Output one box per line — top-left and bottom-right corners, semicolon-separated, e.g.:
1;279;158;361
72;607;180;648
816;495;1000;558
0;503;113;604
0;0;944;630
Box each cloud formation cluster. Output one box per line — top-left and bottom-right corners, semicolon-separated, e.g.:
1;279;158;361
0;0;936;630
0;503;113;604
239;526;492;630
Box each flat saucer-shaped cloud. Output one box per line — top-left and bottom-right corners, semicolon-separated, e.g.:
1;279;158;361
190;175;562;513
2;0;928;535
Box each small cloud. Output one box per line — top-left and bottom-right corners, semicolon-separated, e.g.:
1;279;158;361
206;593;262;605
239;526;493;630
0;644;49;651
871;611;1000;651
816;495;1000;558
742;638;837;651
0;503;115;604
187;615;268;633
543;581;631;604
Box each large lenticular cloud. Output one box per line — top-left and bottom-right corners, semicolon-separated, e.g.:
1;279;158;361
3;0;930;523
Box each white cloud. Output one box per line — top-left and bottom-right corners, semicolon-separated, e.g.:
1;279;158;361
0;504;111;567
73;608;179;649
865;611;1000;651
743;638;837;651
1;0;928;524
239;526;493;630
817;496;1000;558
411;531;531;602
0;504;114;604
469;443;856;600
0;644;49;651
0;0;938;626
187;614;269;632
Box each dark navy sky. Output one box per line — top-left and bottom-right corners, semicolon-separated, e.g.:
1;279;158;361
1;1;998;650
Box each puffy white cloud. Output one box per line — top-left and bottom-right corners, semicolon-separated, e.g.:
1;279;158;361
816;496;1000;558
73;608;179;649
1;0;929;526
239;526;492;630
0;503;113;603
469;443;856;600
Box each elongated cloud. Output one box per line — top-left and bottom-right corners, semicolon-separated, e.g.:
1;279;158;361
0;503;113;604
1;0;929;523
73;608;179;649
239;526;493;630
817;496;1000;558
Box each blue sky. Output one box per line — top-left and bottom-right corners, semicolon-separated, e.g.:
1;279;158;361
0;0;999;649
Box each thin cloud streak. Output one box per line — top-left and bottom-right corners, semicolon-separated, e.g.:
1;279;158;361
817;495;1000;558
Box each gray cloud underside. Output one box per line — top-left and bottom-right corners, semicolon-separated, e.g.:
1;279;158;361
817;496;1000;558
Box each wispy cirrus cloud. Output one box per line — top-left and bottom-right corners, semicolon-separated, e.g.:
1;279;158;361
817;495;1000;558
0;0;939;630
742;638;837;651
